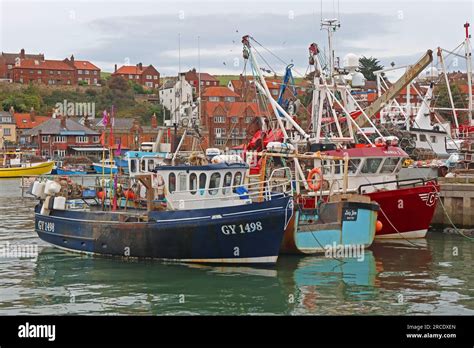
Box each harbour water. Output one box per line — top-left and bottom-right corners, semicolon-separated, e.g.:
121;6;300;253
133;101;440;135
0;178;472;315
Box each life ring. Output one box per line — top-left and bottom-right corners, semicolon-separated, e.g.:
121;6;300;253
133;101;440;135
307;168;323;191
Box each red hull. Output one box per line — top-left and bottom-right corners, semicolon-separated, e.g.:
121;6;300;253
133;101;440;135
299;182;439;239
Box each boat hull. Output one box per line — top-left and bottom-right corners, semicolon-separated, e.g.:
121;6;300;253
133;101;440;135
367;182;439;239
0;161;54;178
56;168;86;176
281;200;378;254
93;164;118;175
34;195;293;264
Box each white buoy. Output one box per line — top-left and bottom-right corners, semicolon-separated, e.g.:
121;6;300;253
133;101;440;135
44;180;61;195
53;196;66;210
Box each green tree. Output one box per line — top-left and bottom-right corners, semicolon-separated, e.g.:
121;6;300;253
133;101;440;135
358;56;384;81
435;83;467;124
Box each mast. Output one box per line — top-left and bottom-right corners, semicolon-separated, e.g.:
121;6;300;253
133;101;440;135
464;22;473;125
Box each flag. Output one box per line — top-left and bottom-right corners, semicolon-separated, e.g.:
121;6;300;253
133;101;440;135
100;131;105;146
110;105;115;127
102;110;108;127
114;141;122;156
109;133;115;148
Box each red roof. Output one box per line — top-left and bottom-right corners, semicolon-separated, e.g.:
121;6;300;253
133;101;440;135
458;85;474;94
204;101;268;117
185;69;218;82
14;113;50;129
16;59;74;71
114;65;144;75
203;87;239;98
73;60;100;70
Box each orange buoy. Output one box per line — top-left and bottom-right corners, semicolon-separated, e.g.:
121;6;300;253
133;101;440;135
376;220;383;232
97;191;105;200
307;168;323;191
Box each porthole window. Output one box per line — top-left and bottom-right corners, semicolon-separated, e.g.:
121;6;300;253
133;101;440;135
222;172;232;194
209;173;221;195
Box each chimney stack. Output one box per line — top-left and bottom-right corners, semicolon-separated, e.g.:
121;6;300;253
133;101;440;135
114;64;117;73
70;54;75;62
9;106;14;115
138;62;143;70
30;107;36;122
60;115;66;129
20;48;25;59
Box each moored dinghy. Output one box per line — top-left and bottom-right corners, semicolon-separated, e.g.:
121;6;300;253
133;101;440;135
33;162;293;264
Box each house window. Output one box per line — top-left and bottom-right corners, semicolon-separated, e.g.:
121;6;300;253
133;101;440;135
49;70;54;75
145;82;153;87
53;136;66;143
41;149;49;157
93;136;100;143
146;75;152;79
231;117;238;123
85;70;90;75
7;64;12;69
54;150;66;157
232;139;240;146
206;81;210;86
214;116;225;123
129;75;133;79
214;139;226;146
57;71;61;75
3;128;11;136
231;129;239;136
78;70;83;74
136;75;139;79
38;70;42;74
94;71;98;75
76;136;89;143
209;97;219;102
224;97;235;102
245;116;253;123
153;76;158;80
42;135;50;143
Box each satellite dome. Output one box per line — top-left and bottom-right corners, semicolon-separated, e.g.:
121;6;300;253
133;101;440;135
343;53;359;70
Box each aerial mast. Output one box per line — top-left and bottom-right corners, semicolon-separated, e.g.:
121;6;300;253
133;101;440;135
464;22;473;125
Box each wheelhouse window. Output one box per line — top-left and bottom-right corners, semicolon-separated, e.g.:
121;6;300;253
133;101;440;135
361;158;383;174
178;173;187;191
189;173;197;195
169;173;176;193
233;172;242;191
419;134;427;142
380;157;400;174
199;173;207;193
130;159;137;173
348;159;361;174
209;173;221;195
222;172;232;194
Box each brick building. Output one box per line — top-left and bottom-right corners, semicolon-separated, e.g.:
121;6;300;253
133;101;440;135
201;101;268;148
63;55;101;86
12;59;76;85
201;86;240;102
0;49;44;80
112;63;160;89
23;117;100;158
185;68;219;94
14;109;50;145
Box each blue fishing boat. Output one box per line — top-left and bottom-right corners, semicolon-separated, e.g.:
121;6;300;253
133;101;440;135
92;159;118;174
33;162;293;264
56;168;86;176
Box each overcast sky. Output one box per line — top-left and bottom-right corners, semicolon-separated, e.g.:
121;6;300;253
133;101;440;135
0;0;473;79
